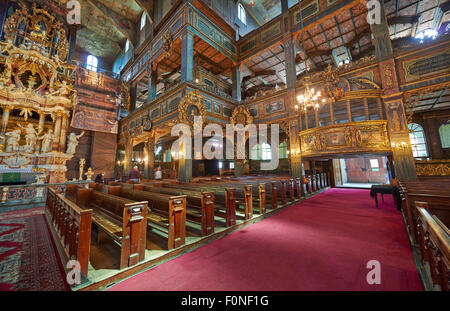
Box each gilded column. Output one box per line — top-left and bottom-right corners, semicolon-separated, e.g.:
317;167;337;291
38;112;45;134
59;112;69;152
315;108;319;128
53;113;62;151
329;102;335;124
1;105;12;132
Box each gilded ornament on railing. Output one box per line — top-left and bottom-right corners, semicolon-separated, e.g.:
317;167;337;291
415;160;450;176
299;121;390;157
163;31;174;58
230;106;253;130
178;90;207;126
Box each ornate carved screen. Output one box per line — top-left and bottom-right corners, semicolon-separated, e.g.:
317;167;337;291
299;121;391;157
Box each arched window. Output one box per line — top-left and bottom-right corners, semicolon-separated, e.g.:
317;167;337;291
439;123;450;148
408;123;428;158
237;3;246;25
140;12;147;30
86;55;98;72
261;143;272;160
251;144;261;160
279;141;288;159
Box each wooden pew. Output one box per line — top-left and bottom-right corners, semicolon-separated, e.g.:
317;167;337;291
105;186;188;249
415;203;449;291
74;188;148;269
46;187;92;278
399;181;450;243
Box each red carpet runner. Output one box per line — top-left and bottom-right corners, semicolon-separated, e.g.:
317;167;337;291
109;189;422;291
0;207;69;291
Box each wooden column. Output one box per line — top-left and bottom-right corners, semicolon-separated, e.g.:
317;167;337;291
315;108;319;128
1;105;11;132
305;109;309;129
145;135;155;179
346;99;352;122
59;113;69;152
147;66;157;103
329;102;334;124
232;65;241;101
377;97;384;119
181;31;194;83
364;98;370;120
124;139;133;176
38;112;45;134
369;0;416;180
53;113;62;150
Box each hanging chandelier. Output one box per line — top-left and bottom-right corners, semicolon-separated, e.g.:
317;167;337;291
295;77;327;111
294;0;327;113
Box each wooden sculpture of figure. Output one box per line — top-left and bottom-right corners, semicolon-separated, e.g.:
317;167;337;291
66;131;84;155
38;129;53;153
5;129;21;152
85;168;94;181
18;123;38;152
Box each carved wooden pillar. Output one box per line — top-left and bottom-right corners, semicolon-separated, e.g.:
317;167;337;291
145;135;155;179
53;113;62;150
147;65;157;103
368;0;417;180
59;113;69;152
315;108;319;128
232;65;241;102
1;105;12;132
38;112;46;134
305;109;309;129
124;139;134;175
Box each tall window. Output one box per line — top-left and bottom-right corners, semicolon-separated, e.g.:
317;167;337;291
125;39;130;53
140;12;147;30
408;123;428;158
251;143;273;160
237;3;246;25
439;123;450;148
86;55;98;72
279;141;288;159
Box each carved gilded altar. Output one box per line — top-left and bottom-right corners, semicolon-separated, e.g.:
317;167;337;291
299;120;391;157
0;4;79;183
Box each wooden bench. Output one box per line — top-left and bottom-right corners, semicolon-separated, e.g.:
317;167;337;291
46;187;92;278
415;203;449;291
105;186;188;249
74;188;148;269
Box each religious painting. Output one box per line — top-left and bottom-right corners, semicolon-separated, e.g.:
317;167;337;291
168;94;182;112
264;101;285;115
402;49;450;82
386;101;407;132
71;99;119;135
204;99;212;112
214;103;221;114
187;105;200;124
223;107;233;117
249;107;259;118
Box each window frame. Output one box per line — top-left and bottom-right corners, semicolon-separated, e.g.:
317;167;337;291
237;3;246;25
408;123;429;158
86;54;98;72
140;12;147;30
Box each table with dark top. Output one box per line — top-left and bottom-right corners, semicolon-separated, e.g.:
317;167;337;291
370;184;401;210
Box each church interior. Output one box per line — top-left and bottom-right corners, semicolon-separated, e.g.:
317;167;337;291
0;0;449;292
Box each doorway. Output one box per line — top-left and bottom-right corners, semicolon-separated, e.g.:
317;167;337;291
333;156;389;188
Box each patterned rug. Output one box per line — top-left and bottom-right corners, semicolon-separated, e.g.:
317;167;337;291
0;207;69;291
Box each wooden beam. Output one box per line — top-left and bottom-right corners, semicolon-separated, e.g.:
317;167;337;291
388;15;420;25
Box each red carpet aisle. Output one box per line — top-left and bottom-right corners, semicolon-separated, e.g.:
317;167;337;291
0;207;69;291
109;189;422;291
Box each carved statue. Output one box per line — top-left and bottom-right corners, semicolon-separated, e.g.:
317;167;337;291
18;123;38;152
38;129;53;153
79;158;86;181
5;129;21;152
66;131;84;155
85;168;94;181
